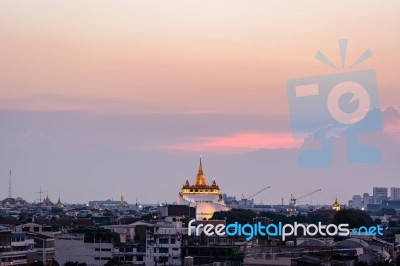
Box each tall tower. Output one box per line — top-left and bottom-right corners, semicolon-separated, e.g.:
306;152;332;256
8;170;12;199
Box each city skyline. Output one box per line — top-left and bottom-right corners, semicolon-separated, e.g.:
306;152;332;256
0;1;399;204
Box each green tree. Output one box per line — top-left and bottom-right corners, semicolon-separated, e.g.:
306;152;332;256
229;247;244;261
212;209;256;224
333;209;374;228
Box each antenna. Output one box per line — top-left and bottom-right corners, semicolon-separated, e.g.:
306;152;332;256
8;170;12;199
36;186;47;203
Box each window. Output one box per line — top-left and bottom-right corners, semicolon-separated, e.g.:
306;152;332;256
137;256;143;261
137;246;145;253
159;238;169;244
159;247;169;253
35;239;44;248
170;238;176;244
95;248;111;252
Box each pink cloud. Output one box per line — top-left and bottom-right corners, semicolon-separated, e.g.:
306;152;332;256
382;106;400;142
384;123;400;134
153;132;303;154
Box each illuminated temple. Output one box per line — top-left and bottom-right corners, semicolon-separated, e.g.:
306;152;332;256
178;158;229;220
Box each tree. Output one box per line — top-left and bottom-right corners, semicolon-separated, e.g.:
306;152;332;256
229;247;244;261
212;209;256;224
333;209;374;228
104;258;123;266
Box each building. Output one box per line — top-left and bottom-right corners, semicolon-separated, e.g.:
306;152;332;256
363;193;371;209
391;187;400;201
0;225;36;266
13;223;55;264
349;195;362;209
373;187;388;204
55;233;114;266
182;220;244;265
55;214;188;266
34;233;55;264
177;158;229;220
382;200;400;211
88;197;128;209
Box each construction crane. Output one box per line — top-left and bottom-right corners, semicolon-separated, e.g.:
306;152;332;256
240;186;271;208
242;186;271;201
290;189;322;207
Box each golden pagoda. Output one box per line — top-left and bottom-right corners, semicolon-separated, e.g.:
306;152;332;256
180;158;221;196
178;157;229;220
332;197;341;211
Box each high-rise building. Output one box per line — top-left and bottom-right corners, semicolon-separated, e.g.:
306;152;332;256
390;187;400;201
373;187;388;204
363;193;371;209
349;195;362;209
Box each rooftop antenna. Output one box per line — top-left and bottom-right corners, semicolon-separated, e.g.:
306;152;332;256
8;170;12;199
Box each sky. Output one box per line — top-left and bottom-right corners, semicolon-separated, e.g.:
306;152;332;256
0;1;399;205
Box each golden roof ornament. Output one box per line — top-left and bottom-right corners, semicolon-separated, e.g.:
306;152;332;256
332;196;341;211
184;179;190;186
194;157;208;186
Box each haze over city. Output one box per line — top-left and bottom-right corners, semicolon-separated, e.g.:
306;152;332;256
0;1;399;204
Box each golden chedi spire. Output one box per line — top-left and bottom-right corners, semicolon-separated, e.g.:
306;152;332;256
332;196;341;211
194;157;208;186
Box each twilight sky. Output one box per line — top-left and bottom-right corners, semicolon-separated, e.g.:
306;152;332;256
0;1;399;205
